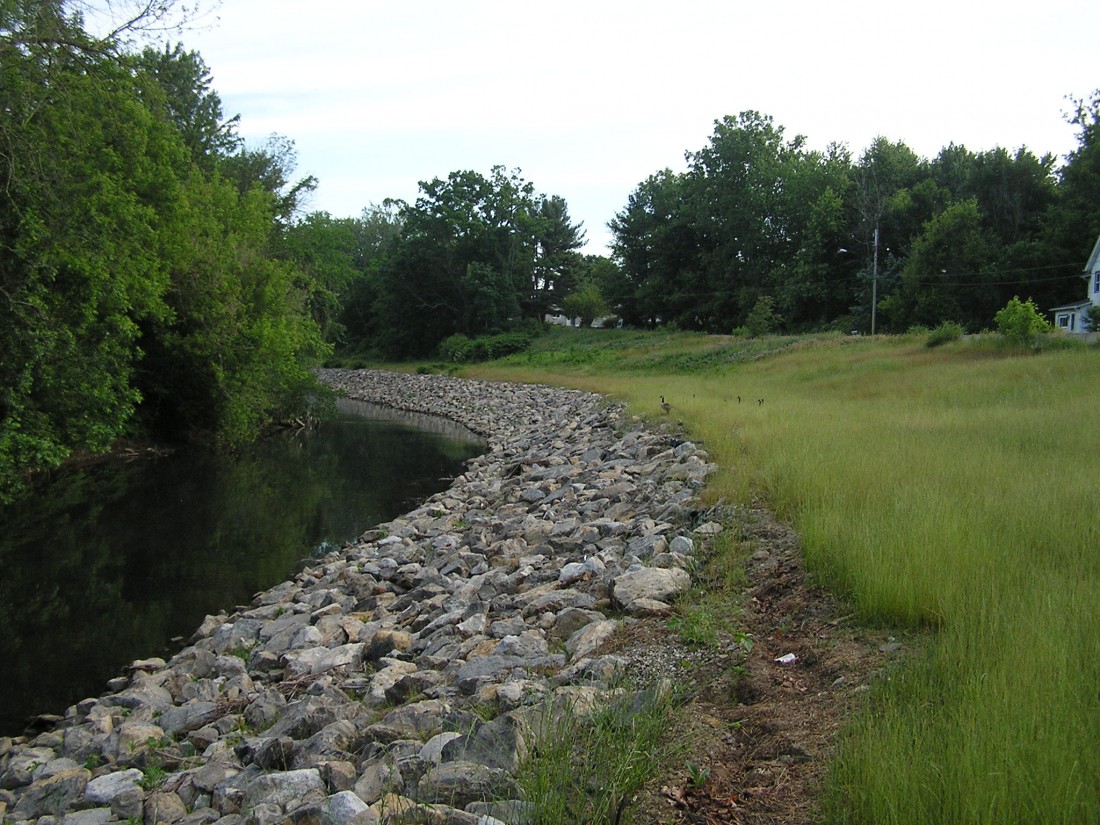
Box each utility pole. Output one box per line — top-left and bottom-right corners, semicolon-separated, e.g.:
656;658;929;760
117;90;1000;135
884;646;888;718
871;223;879;336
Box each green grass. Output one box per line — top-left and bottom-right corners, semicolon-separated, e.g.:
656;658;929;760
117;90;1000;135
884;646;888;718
515;683;681;824
468;328;1100;825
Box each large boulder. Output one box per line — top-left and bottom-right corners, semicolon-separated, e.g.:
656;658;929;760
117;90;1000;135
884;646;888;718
612;566;691;608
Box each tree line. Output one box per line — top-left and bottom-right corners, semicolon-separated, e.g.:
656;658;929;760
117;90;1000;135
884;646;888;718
1;1;329;502
605;105;1100;334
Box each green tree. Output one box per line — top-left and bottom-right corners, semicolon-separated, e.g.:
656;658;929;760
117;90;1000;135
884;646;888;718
219;134;317;227
608;169;699;327
1040;91;1100;309
529;195;585;318
0;6;181;500
994;296;1051;343
0;0;332;498
562;283;609;328
277;211;364;344
741;295;782;337
371;167;572;357
880;199;995;330
133;43;241;167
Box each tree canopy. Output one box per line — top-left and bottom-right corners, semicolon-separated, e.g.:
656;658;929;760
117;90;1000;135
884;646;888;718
607;105;1098;335
0;1;329;502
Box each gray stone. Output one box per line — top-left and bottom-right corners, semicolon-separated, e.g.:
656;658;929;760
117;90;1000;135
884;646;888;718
492;631;548;659
159;701;220;736
366;700;448;744
612;566;691;607
59;807;113;825
440;714;527;773
417;761;515;808
319;760;357;793
110;785;145;820
353;760;403;804
564;619;619;660
12;768;91;819
144;791;188;824
669;535;694;555
419;732;462;765
321;790;371;825
83;768;143;805
243;768;326;811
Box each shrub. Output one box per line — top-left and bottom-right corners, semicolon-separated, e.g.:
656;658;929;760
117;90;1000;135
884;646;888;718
994;296;1051;343
438;334;472;362
926;321;964;348
744;295;782;337
438;331;534;363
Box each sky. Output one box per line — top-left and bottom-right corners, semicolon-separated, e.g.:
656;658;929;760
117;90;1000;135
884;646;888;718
162;0;1098;255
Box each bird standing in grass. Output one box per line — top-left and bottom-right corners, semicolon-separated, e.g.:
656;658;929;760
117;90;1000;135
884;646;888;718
660;395;671;415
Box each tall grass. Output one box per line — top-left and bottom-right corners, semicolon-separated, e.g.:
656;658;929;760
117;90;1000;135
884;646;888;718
515;684;680;824
472;331;1100;824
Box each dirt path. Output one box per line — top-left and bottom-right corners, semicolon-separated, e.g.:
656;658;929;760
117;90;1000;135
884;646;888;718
613;505;903;824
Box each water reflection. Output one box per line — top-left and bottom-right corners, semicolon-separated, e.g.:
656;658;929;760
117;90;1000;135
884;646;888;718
0;412;483;735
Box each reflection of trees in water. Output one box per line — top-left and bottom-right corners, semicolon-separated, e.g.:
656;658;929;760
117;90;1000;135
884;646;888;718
0;414;482;734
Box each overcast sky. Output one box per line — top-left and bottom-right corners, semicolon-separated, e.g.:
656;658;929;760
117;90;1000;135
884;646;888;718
174;0;1098;255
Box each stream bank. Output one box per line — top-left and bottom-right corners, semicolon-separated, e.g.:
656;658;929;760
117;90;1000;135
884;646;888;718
0;369;721;825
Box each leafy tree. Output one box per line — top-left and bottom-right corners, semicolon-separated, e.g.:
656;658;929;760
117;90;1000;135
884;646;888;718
369;167;575;357
0;5;181;500
133;42;241;167
683;111;813;329
742;295;782;337
135;171;329;445
277;212;364;343
995;296;1051;342
529;195;585;318
608;169;699;327
1040;91;1100;308
0;0;332;499
562;283;609;328
880;199;995;330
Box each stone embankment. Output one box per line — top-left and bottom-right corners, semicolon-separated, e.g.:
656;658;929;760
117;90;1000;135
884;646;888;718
0;369;720;825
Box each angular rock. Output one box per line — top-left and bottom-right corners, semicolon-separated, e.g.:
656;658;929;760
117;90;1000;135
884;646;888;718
612;566;691;607
565;619;619;660
12;768;91;819
82;768;144;806
417;761;516;809
243;768;326;811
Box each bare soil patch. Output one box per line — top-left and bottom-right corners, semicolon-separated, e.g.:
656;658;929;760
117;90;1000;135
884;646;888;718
611;505;906;824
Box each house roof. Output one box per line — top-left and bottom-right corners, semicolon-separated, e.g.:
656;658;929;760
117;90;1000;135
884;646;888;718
1050;300;1092;312
1083;233;1100;278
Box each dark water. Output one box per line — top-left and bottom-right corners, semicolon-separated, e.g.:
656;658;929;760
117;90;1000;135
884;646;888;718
0;408;483;736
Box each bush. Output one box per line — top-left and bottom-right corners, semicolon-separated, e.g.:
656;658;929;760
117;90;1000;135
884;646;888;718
744;295;782;337
926;321;964;348
438;331;534;363
995;296;1051;343
438;334;472;362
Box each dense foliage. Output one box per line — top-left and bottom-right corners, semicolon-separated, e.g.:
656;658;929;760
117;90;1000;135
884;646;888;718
0;1;329;502
608;106;1100;334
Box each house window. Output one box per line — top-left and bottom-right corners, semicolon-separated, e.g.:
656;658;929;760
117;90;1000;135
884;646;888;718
1057;313;1071;328
1094;271;1100;294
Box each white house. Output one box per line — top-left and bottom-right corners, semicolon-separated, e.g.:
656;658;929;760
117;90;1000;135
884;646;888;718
1050;233;1100;333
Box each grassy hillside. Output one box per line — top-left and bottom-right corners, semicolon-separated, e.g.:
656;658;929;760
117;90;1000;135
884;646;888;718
466;328;1099;824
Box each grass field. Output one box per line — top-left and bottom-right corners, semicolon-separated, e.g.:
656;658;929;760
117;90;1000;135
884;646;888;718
465;328;1099;824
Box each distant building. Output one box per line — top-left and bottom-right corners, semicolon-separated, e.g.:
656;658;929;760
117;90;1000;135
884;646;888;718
1050;233;1100;333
